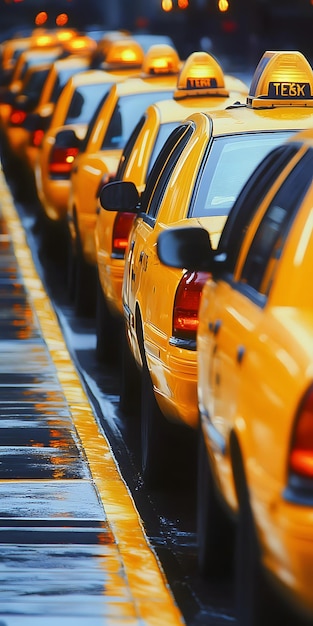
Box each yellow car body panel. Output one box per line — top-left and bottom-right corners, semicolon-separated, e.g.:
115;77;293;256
0;46;61;129
10;45;63;85
196;130;313;618
24;55;92;170
5;62;52;155
122;100;313;430
68;72;181;262
95;71;249;318
35;69;130;222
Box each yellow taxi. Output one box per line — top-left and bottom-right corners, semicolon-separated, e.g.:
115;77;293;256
0;35;31;86
0;44;63;129
94;51;249;361
21;54;95;171
99;50;313;489
0;28;80;127
8;41;63;86
33;39;145;224
0;28;68;87
67;43;181;315
157;127;313;625
3;63;53;157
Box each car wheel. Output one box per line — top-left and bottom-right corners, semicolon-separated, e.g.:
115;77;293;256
141;355;170;489
67;231;77;301
95;274;121;366
235;467;290;626
74;233;96;317
197;426;234;578
119;328;141;416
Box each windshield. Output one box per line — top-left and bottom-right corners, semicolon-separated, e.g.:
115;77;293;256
50;67;85;103
101;90;173;150
65;82;112;125
191;131;294;218
24;68;49;95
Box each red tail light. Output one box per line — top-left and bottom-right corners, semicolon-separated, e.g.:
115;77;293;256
10;108;26;125
48;145;79;176
112;212;135;256
173;271;209;340
289;385;313;478
32;129;44;147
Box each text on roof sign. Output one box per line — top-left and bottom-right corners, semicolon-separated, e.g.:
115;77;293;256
186;77;218;89
268;81;312;98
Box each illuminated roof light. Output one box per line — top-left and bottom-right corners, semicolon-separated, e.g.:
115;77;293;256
104;39;144;67
174;51;229;99
142;44;180;76
55;29;77;43
31;32;57;48
64;36;97;54
248;50;313;108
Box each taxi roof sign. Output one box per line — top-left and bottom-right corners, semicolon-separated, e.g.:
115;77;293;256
141;44;180;76
63;35;97;55
174;51;229;99
247;50;313;108
104;38;144;68
30;30;59;49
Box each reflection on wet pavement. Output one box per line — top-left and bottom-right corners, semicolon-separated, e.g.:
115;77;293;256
0;171;184;624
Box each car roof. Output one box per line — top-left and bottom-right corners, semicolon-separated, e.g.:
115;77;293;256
185;105;313;136
287;127;313;146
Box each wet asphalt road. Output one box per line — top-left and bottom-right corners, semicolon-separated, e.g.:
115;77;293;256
0;174;189;626
1;162;237;626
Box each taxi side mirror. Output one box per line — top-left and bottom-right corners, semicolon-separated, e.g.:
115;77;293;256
55;128;81;148
100;180;140;212
14;92;39;111
0;90;14;104
21;110;52;131
157;226;214;272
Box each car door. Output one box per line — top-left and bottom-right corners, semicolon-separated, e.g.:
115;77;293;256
199;142;311;501
123;124;193;354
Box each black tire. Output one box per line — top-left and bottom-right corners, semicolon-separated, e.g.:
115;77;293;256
74;232;97;317
40;214;68;265
67;230;77;302
141;354;172;489
119;328;141;416
95;274;122;366
197;426;235;578
235;462;291;626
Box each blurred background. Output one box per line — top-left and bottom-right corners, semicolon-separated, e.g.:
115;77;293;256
1;0;313;73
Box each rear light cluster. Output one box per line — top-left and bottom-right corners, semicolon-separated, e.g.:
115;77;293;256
289;385;313;479
112;212;135;257
31;129;44;147
9;108;26;125
173;271;209;340
48;145;79;176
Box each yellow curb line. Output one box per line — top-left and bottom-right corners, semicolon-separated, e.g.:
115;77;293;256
0;168;185;626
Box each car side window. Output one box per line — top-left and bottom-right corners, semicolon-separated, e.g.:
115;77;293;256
239;148;313;295
217;144;301;273
115;115;146;180
141;123;193;222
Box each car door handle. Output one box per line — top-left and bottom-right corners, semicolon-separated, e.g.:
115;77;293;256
139;250;148;270
237;346;245;364
209;320;221;335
